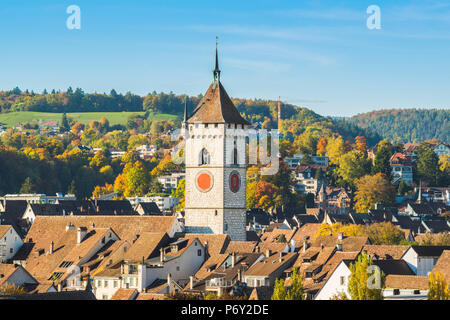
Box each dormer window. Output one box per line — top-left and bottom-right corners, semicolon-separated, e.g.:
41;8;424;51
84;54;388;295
200;148;210;165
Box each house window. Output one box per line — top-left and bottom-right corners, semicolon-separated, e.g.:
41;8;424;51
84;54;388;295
9;248;13;254
113;280;118;288
200;148;210;165
393;289;400;295
413;290;420;295
102;295;108;300
104;280;108;288
340;276;345;286
197;249;202;256
176;266;180;271
97;280;102;288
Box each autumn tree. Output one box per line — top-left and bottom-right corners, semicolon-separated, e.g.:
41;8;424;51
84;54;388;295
355;136;368;156
71;122;84;136
428;272;449;300
326;136;346;166
364;222;405;245
171;179;185;210
348;252;385;300
271;268;305;300
0;283;25;296
354;173;395;213
92;183;114;198
316;137;328;156
314;223;364;239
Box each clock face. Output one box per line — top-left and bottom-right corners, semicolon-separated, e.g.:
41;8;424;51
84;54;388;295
196;171;213;192
229;171;241;193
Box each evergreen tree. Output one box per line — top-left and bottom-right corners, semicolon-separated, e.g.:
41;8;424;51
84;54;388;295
68;180;77;196
286;268;305;300
372;140;392;177
417;147;441;186
19;177;36;194
271;278;287;300
60;113;70;132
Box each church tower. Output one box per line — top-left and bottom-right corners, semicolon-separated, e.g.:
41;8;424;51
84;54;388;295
183;45;249;241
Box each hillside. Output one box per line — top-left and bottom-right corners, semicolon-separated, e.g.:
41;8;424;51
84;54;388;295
348;109;449;143
0;111;177;127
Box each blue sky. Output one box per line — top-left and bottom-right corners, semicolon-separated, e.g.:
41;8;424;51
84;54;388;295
0;0;449;116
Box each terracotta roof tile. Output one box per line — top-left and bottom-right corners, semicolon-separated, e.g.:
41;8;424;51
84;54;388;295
111;288;138;300
385;275;429;290
187;81;249;125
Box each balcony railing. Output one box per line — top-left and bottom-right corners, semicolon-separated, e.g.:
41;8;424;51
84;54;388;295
205;278;234;288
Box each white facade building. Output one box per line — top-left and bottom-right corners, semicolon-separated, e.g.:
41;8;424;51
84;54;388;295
0;225;24;263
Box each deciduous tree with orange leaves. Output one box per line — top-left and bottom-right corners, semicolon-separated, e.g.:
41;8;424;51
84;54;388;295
354;173;395;213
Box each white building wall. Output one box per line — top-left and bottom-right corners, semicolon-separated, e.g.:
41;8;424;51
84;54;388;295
401;248;418;274
0;227;24;262
315;262;351;300
144;239;205;288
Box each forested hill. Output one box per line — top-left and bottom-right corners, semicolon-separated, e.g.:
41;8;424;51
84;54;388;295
348;109;449;144
0;87;381;145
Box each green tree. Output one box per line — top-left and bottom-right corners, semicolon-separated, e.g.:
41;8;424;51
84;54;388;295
286;268;305;300
60;113;70;132
19;177;36;194
417;147;441;186
337;150;371;189
271;268;305;300
348;252;385;300
271;278;287;300
372;140;392;177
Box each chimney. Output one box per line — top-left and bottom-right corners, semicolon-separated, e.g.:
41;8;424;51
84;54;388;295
189;276;195;290
338;233;343;241
265;249;272;258
231;252;236;268
321;243;324;250
57;283;62;292
303;238;309;253
237;269;242;282
49;241;54;254
336;243;342;251
77;227;87;244
167;273;172;286
160;248;165;263
66;222;75;232
204;241;209;259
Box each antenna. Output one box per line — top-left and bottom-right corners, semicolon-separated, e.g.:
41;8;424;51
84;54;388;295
277;96;281;130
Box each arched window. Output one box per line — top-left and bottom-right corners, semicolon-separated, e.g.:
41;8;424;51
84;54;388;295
200;148;210;165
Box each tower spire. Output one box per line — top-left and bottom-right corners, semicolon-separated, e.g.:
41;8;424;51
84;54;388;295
213;36;221;83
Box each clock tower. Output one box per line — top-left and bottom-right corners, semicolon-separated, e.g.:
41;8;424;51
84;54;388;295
183;45;249;241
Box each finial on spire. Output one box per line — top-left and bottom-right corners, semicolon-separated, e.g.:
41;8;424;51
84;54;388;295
213;36;221;83
184;96;188;123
